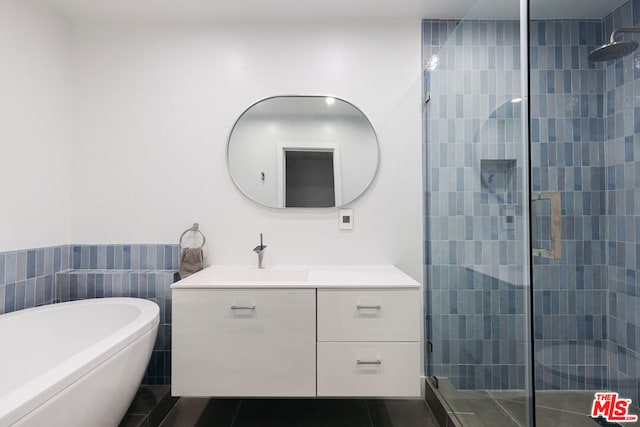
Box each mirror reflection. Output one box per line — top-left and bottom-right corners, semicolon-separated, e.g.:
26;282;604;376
227;96;379;208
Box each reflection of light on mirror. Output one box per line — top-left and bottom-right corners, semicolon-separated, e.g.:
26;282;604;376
426;55;438;70
325;97;336;106
511;97;522;103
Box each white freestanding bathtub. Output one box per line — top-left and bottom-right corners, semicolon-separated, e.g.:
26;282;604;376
0;298;159;427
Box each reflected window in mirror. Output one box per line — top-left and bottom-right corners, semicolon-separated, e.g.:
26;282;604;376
285;150;335;207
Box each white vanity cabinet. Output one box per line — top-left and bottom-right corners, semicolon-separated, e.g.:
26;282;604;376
316;289;421;397
172;289;316;397
171;265;421;398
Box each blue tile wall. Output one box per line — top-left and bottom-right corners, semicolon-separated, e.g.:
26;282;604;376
0;244;180;386
423;19;528;390
425;6;640;404
62;244;180;385
0;245;70;314
603;0;640;406
529;18;611;393
70;244;178;271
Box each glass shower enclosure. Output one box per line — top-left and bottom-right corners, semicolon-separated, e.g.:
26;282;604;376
423;0;640;425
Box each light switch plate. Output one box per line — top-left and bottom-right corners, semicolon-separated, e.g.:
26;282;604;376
339;209;353;230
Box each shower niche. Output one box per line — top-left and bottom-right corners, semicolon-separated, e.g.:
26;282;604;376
480;159;517;205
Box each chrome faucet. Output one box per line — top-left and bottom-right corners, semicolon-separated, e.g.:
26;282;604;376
253;233;267;269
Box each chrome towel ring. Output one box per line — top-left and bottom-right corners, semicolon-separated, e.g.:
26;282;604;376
179;223;206;249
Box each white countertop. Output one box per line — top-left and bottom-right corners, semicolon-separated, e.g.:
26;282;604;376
171;265;420;289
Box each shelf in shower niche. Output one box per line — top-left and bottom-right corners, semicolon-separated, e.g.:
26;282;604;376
480;159;517;205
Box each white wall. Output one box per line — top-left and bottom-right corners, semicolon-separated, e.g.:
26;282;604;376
0;0;72;252
71;21;424;281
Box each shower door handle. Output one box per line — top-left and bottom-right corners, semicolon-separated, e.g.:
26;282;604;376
531;191;562;260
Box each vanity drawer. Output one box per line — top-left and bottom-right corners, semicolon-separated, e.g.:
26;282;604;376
172;289;316;397
317;289;420;342
317;342;420;397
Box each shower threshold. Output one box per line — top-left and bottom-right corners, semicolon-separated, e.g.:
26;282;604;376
428;378;639;427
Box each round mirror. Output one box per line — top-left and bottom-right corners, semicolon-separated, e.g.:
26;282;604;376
227;96;379;208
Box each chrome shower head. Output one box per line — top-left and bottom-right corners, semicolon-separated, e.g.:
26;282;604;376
589;28;640;62
589;40;639;62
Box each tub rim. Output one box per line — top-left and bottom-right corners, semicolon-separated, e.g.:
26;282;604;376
0;297;159;426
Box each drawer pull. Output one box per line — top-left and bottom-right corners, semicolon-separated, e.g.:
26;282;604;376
230;305;256;310
356;304;381;310
357;359;382;365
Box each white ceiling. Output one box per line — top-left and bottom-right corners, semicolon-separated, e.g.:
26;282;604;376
46;0;628;23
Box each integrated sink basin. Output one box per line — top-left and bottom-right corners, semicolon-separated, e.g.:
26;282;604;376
178;267;309;285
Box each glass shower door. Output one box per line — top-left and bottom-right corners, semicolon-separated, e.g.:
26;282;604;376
529;1;640;425
423;0;535;424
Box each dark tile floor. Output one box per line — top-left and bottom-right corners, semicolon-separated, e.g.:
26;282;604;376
434;379;640;427
119;386;179;427
120;386;441;427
